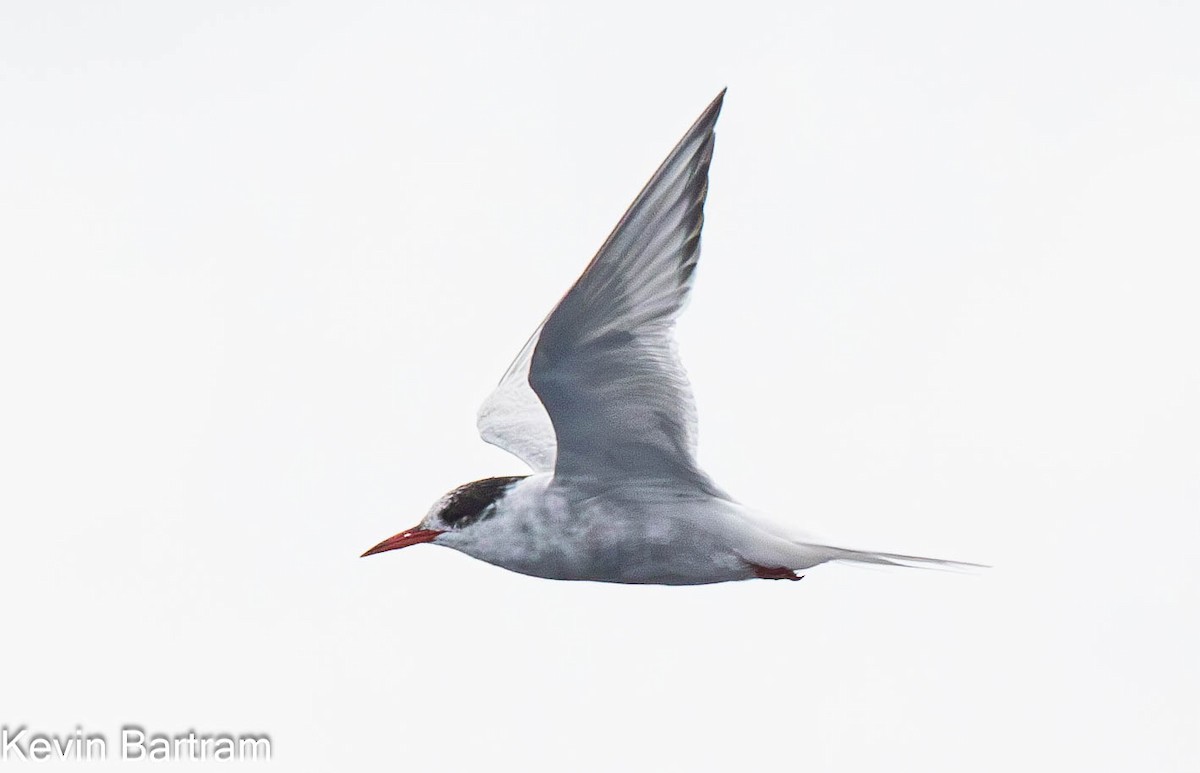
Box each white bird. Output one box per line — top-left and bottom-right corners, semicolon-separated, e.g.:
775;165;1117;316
364;90;977;584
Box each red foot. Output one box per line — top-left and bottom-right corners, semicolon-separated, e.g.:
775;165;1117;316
751;564;804;581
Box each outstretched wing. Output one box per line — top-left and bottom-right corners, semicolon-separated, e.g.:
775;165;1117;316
477;90;726;490
477;322;557;472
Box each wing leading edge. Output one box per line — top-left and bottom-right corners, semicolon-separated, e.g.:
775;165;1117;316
477;90;727;494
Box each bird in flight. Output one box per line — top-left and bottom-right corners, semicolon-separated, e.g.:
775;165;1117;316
363;90;977;584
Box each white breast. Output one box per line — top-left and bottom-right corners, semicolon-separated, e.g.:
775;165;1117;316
436;474;821;585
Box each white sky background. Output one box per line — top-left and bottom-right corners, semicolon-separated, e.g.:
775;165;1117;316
1;1;1197;770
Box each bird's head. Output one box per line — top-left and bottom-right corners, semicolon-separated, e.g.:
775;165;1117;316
361;475;528;558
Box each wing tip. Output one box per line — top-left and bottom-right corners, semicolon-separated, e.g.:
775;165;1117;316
696;88;727;131
657;88;724;174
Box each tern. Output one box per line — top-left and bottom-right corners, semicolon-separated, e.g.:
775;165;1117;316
364;90;977;584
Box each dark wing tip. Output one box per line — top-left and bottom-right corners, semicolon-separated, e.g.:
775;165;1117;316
692;88;727;136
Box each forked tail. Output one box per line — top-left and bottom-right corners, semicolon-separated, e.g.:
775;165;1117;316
817;545;987;571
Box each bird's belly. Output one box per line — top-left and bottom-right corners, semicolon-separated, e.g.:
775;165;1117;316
469;497;755;585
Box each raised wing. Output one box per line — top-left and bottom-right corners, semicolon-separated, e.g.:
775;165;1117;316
477;90;726;486
477;322;557;472
528;90;727;492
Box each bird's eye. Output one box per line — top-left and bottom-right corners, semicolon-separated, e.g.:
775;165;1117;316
437;476;524;528
440;493;493;528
